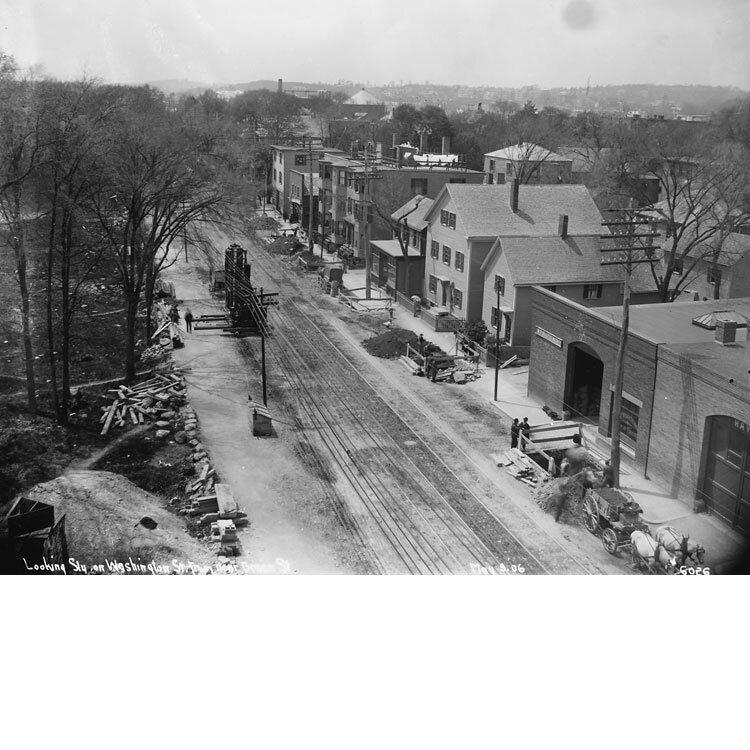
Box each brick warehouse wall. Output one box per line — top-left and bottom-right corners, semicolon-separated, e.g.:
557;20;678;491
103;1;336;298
528;287;658;464
649;345;750;505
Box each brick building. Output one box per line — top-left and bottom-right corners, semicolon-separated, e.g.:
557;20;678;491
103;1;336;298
316;150;483;261
528;288;750;534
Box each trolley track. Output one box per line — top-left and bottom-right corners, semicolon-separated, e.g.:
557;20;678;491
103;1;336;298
212;225;604;574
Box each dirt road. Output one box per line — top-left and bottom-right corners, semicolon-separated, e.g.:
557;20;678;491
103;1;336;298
166;224;627;574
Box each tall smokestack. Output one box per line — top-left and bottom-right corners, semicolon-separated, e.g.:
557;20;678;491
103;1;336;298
558;214;569;239
441;135;451;154
277;78;283;94
509;179;519;213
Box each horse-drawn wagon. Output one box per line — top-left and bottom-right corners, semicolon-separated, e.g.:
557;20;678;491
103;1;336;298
582;487;649;556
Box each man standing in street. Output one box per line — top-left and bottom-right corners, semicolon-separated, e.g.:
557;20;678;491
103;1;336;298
184;308;194;333
519;417;531;451
510;418;520;449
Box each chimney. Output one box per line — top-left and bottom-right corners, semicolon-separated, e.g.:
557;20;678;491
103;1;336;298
441;135;451;154
509;179;519;213
392;133;397;148
277;78;283;94
558;214;569;239
715;319;738;345
477;102;483;112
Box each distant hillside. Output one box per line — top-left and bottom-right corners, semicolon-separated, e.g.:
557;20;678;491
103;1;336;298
147;79;210;95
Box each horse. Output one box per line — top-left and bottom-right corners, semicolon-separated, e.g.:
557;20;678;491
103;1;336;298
630;530;678;574
654;525;706;567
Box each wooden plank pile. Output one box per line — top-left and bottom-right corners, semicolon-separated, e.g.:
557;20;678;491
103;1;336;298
492;448;547;488
99;372;187;436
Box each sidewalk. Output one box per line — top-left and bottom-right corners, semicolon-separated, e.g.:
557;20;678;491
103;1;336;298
361;287;747;573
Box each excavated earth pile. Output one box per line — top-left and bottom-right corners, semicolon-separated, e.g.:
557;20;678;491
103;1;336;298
362;328;420;359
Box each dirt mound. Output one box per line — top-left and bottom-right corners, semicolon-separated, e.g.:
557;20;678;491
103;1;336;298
362;328;419;359
16;470;215;573
267;236;302;255
247;215;279;230
535;472;592;525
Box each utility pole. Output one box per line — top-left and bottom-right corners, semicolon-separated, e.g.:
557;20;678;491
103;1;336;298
320;188;326;258
308;138;315;254
364;138;371;300
493;282;500;401
601;208;660;487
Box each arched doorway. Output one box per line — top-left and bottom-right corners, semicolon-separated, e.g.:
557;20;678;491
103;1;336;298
564;342;603;420
700;416;750;535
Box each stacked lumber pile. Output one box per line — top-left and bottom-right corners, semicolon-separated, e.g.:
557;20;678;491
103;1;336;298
99;372;187;436
491;448;547;488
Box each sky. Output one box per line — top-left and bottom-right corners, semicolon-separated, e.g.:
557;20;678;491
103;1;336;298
0;0;749;90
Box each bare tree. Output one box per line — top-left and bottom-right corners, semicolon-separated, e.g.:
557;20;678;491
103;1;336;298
0;55;47;415
90;97;229;381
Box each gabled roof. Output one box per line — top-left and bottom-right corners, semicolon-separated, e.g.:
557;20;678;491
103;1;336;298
484;142;570;162
370;239;422;258
391;195;434;231
425;183;605;238
482;236;617;285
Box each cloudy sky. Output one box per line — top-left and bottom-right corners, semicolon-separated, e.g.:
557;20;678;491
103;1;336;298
1;0;748;89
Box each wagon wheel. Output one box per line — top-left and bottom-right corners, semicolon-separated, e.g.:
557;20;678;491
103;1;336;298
582;493;600;534
601;528;619;555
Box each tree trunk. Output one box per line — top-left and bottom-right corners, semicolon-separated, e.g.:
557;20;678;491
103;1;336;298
124;293;139;383
610;269;631;488
13;220;37;415
60;212;73;423
144;261;155;342
46;197;62;422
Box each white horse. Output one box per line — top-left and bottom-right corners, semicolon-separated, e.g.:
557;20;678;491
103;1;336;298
654;525;706;567
630;530;678;574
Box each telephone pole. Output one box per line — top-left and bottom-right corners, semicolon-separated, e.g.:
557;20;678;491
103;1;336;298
601;208;660;487
493;281;501;401
308;138;315;253
364;139;371;300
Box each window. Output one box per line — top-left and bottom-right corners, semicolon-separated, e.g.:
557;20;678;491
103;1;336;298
411;178;428;194
455;251;464;272
452;288;463;310
442;245;452;265
347;198;353;214
489;159;495;172
273;168;277;182
295;154;306;166
583;284;602;299
503;313;512;343
609;395;640;444
410;230;418;247
708;267;722;286
490;307;499;328
506;162;513;174
440;209;448;226
430;240;439;259
494;275;505;295
429;275;437;293
448;212;456;229
278;173;282;185
338;170;346;185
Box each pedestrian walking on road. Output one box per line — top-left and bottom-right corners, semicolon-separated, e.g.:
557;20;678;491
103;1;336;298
184;308;193;333
510;418;520;449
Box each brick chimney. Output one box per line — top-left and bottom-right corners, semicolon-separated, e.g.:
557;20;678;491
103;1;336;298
509;179;519;213
715;319;738;345
558;214;569;239
277;78;283;94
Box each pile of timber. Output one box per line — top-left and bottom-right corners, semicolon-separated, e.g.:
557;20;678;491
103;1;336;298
491;448;547;488
99;372;187;436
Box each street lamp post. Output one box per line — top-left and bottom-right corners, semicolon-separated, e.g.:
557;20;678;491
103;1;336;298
493;283;500;401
